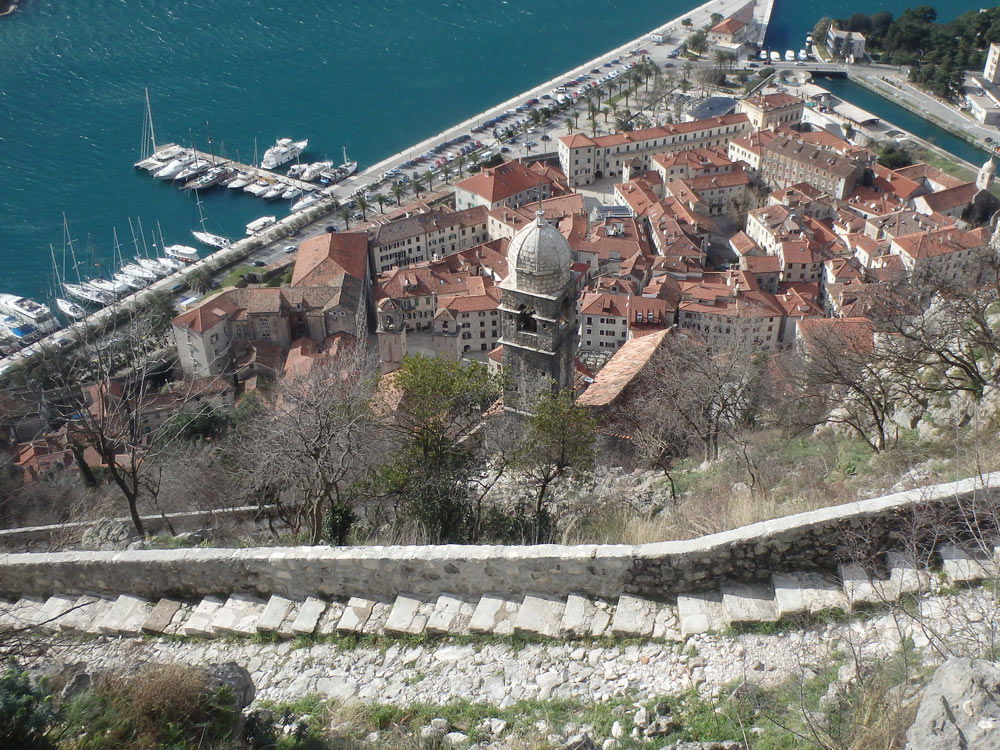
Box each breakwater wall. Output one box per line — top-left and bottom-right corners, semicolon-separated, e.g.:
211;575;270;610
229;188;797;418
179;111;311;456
1;473;996;602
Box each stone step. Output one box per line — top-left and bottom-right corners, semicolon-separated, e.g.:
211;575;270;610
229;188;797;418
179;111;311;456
181;596;225;637
96;594;152;636
468;595;519;635
362;601;392;634
677;592;725;636
562;594;596;637
37;595;79;632
885;551;926;596
290;596;327;636
720;583;778;626
57;595;111;633
426;595;474;635
336;597;375;634
316;601;347;636
384;595;430;636
610;594;658;638
939;544;994;583
772;572;847;618
513;595;565;638
141;598;183;635
2;597;46;629
839;563;891;606
256;595;295;634
210;594;266;636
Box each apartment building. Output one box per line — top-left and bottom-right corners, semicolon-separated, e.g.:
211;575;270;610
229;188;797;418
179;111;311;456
368;206;488;273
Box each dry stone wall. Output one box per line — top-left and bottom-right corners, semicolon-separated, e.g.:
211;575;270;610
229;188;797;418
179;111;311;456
1;473;996;602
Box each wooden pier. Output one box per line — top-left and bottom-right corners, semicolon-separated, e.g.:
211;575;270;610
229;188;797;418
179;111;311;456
134;143;320;195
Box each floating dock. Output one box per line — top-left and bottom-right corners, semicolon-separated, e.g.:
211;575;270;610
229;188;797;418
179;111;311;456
134;144;319;196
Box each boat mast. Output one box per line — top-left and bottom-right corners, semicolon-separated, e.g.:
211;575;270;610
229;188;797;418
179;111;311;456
343;145;348;166
63;213;83;284
145;88;158;155
195;190;209;232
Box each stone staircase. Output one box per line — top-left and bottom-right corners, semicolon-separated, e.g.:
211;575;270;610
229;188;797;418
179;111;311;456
2;544;996;643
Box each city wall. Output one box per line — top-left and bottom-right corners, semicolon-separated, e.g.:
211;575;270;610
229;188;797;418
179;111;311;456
1;473;996;602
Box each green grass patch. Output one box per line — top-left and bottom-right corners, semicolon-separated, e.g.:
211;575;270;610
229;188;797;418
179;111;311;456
219;265;262;289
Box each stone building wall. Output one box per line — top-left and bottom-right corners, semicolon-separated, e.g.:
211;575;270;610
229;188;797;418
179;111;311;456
0;473;996;602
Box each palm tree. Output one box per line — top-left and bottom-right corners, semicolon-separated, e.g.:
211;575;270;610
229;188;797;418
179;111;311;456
410;177;422;198
441;164;452;184
588;108;598;136
338;205;352;230
564;117;574;134
390;182;406;207
372;192;387;213
187;267;211;295
601;106;610;124
571;111;580;131
455;154;466;177
355;194;371;221
422;170;435;194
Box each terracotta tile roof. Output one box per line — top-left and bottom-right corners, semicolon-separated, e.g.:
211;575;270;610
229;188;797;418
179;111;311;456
437;282;500;313
489;193;585;232
742;255;781;274
893;164;965;190
918;182;978;212
577;328;672;409
711;16;746;34
372;206;487;247
743;92;800;110
455;160;554;203
291;231;369;287
652;147;734;173
891;226;988;260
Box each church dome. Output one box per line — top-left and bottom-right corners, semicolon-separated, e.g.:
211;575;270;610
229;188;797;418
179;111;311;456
504;211;573;295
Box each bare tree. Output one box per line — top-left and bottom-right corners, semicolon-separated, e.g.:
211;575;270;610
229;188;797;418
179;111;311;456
233;340;382;545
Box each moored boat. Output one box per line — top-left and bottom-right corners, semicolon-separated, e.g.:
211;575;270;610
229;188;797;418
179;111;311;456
281;186;302;200
63;283;111;306
302;161;333;181
227;172;252;190
291;191;322;213
164;244;200;263
174;159;211;182
192;230;232;249
154;151;196;179
1;315;36;340
137;258;170;277
120;262;158;281
261;138;308;170
262;184;285;200
115;272;148;291
784;50;795;62
0;294;59;334
56;298;87;320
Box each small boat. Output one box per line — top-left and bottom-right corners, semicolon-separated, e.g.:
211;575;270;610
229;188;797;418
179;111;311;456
806;34;813;44
301;161;333;181
784;50;795;62
56;298;87;320
245;216;276;235
136;258;169;277
1;315;36;340
164;244;200;263
120;262;158;281
156;256;186;272
281;186;302;200
759;50;768;61
798;49;808;61
63;283;111;306
261;138;308;169
0;294;59;333
174;159;211;181
244;179;272;196
88;277;132;297
288;163;309;179
183;166;230;191
262;184;285;200
291;191;322;213
141;144;186;172
770;51;781;62
227;172;252;190
153;151;196;179
115;272;148;291
192;230;231;249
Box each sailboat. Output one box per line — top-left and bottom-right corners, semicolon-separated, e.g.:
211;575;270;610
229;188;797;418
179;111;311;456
191;192;231;249
50;243;86;320
60;216;112;308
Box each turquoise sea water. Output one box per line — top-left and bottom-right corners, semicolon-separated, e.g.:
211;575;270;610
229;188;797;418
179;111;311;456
0;0;985;301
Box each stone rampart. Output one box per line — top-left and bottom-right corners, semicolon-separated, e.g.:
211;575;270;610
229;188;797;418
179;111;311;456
1;473;996;602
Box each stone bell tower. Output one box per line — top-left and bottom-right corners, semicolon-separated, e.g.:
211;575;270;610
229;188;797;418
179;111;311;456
376;298;407;374
499;210;577;416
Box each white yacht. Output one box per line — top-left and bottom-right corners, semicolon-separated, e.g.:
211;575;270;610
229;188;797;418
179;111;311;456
164;244;200;263
173;159;211;182
262;184;285;200
120;262;158;281
244;179;272;196
137;258;170;277
288;163;309;179
281;186;302;200
798;49;808;61
261;138;308;169
302;161;333;181
291;191;322;213
115;272;148;291
154;151;196;179
88;277;132;297
192;230;231;249
0;294;59;333
770;51;781;62
759;49;768;61
56;298;87;320
63;283;111;306
784;50;795;62
245;216;276;235
227;172;252;190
